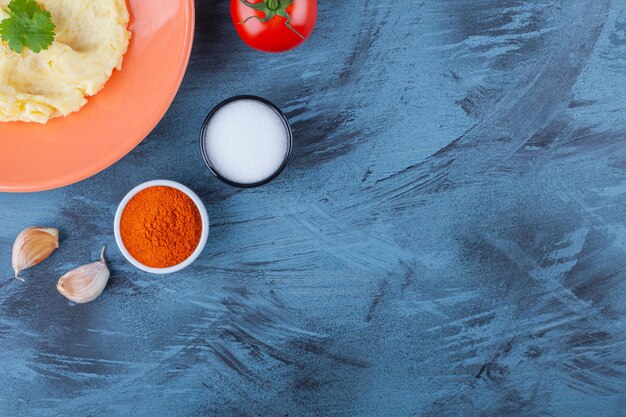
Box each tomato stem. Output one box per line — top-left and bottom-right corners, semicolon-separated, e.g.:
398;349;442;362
239;0;305;39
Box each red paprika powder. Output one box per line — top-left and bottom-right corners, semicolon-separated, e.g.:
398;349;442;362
120;186;202;268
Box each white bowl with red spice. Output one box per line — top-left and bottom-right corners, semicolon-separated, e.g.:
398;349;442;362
114;180;209;274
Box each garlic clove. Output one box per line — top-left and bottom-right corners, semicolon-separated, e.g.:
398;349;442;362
57;246;110;304
12;226;60;280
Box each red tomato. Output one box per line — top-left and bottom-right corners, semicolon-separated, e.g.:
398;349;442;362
230;0;317;53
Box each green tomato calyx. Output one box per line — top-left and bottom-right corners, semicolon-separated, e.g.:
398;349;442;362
239;0;305;39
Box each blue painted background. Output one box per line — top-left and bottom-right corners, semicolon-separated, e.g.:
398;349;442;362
2;0;626;415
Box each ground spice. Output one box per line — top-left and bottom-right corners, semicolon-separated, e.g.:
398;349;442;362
120;186;202;268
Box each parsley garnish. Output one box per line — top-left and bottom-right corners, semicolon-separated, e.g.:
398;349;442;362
0;0;55;53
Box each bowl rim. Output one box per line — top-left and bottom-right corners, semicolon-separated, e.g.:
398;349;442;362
199;95;293;188
113;180;209;274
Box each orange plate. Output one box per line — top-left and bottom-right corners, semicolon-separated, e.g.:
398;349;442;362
0;0;195;192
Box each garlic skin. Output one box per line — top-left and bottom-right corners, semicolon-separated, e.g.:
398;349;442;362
12;227;60;280
57;247;110;304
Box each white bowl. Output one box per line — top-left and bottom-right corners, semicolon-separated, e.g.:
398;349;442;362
114;180;209;274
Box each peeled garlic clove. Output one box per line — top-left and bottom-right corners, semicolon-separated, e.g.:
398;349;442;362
12;226;60;280
57;247;110;304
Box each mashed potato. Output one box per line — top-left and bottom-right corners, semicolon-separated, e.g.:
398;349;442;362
0;0;131;123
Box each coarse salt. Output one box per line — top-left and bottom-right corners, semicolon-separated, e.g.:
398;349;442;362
202;99;290;185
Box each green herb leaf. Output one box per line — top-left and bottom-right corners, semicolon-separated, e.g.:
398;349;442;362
0;0;55;53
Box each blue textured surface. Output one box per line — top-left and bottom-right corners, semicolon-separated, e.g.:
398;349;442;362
2;0;626;415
